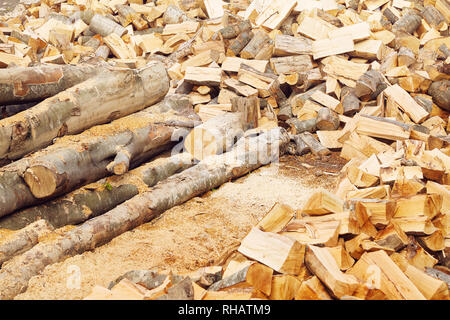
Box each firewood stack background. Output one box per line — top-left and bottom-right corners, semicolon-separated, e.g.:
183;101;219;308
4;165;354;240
0;0;449;300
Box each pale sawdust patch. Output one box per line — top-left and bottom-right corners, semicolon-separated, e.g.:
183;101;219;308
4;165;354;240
16;162;338;300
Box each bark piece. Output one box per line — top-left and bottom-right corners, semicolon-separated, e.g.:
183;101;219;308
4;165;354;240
218;20;252;39
269;55;313;75
286;118;317;134
240;31;271;60
354;70;384;98
287;134;310;155
230;96;259;130
273;34;313;56
428;80;450;112
227;30;254;56
393;12;422;34
0;128;289;300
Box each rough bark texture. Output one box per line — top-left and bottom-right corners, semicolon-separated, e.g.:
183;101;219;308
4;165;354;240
227;30;254;56
240;31;271;59
0;102;39;119
316;107;340;130
286;118;317;134
0;94;197;218
287;134;310;155
0;128;289;300
0;153;194;230
354;70;384;98
299;132;331;157
393;13;422;34
341;87;360;116
0;63;104;105
428;80;450;111
0;61;169;162
0;219;53;266
88;14;128;37
218;20;252;39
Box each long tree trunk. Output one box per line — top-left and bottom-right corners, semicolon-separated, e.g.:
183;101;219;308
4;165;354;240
0;61;169;162
0;94;198;218
0;63;104;105
0;152;194;230
0;127;289;300
0;219;53;266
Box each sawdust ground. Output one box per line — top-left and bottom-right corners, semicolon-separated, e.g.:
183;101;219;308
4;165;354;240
16;153;344;300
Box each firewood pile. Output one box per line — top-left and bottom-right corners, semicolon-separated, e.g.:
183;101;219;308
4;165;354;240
0;0;449;300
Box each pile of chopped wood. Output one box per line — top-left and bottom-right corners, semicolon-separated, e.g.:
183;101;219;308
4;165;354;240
0;0;449;300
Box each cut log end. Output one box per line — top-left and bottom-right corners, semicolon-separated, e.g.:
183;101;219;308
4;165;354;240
23;166;59;199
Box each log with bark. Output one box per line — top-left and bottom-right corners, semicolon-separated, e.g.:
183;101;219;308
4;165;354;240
0;94;198;219
0;63;104;105
0;219;53;266
0;152;194;230
0;61;169;162
0;127;289;300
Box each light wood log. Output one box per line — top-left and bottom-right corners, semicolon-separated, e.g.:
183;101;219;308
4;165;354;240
299;132;331;157
0;62;169;162
0;220;53;266
0;63;104;105
316;107;340;130
89;14;128;37
428;80;450;112
240;31;271;59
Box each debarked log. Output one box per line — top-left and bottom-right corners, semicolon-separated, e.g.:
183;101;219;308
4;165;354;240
0;127;289;300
